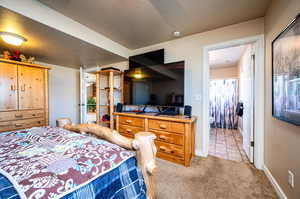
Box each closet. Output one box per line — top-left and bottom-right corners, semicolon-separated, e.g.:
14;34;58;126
0;59;50;132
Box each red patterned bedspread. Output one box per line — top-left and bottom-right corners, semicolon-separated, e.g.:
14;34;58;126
0;126;135;199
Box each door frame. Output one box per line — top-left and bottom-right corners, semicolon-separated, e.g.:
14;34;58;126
202;35;265;169
79;67;87;124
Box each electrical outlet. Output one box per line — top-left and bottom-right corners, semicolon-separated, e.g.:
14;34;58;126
288;170;294;188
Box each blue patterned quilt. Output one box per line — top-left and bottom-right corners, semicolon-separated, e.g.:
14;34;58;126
0;127;146;199
0;157;146;199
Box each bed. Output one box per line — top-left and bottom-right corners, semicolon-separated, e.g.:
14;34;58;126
0;122;157;199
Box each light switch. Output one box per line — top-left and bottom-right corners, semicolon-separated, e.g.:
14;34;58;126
194;94;201;101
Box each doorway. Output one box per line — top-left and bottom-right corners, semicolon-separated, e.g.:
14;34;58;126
202;35;265;169
208;44;253;163
80;68;97;124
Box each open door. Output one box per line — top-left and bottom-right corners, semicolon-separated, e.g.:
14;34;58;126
79;67;87;124
241;51;255;163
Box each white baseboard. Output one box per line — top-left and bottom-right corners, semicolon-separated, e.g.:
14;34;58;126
263;165;288;199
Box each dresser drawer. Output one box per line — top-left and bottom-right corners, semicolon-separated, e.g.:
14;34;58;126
150;129;184;146
119;124;144;137
155;141;184;158
0;110;44;122
0;118;45;132
119;116;144;127
149;119;185;134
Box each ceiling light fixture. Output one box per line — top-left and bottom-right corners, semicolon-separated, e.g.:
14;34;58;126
134;73;142;79
0;32;27;46
173;31;181;37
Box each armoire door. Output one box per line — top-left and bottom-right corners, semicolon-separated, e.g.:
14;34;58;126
0;62;18;111
18;65;45;110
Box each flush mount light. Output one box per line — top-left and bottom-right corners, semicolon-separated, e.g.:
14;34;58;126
134;73;142;79
173;31;181;37
0;32;27;46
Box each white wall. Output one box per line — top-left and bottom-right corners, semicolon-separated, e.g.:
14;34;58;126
37;62;80;126
131;18;264;156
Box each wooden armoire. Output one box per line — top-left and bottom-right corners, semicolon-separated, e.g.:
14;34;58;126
0;58;50;132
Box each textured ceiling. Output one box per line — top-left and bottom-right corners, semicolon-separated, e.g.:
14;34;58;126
0;7;126;68
39;0;271;49
209;45;248;68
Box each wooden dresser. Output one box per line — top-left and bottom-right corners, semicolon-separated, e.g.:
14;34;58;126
0;59;50;132
114;112;196;166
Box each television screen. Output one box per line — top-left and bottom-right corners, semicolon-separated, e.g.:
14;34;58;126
129;49;164;68
124;61;184;107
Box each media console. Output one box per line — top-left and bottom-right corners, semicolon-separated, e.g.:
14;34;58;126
114;112;197;166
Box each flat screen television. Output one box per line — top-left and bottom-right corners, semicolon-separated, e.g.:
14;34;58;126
124;61;184;108
129;49;164;68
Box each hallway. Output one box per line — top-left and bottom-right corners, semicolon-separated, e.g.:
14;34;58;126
209;128;249;163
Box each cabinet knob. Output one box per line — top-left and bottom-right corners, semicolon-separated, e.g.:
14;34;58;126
159;146;167;152
159;124;167;129
159;135;168;141
15;114;23;118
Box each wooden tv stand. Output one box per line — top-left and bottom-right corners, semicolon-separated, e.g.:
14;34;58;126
114;112;197;166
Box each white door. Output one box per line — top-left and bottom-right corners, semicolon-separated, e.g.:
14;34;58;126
80;67;87;123
241;49;255;163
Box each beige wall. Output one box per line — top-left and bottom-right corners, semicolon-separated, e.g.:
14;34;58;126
210;66;239;80
265;0;300;198
37;62;80;127
131;18;264;155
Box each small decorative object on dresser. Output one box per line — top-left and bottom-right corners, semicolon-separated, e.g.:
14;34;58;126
2;50;11;59
0;58;50;132
114;112;197;167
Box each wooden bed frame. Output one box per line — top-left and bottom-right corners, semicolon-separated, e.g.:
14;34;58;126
56;118;157;199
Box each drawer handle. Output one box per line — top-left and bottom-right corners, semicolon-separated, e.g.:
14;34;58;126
126;129;132;133
15;124;23;127
125;120;132;123
159;135;168;141
159;124;167;129
15;114;23;118
159;146;167;152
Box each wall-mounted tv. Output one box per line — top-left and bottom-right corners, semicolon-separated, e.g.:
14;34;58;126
124;61;184;107
129;49;164;68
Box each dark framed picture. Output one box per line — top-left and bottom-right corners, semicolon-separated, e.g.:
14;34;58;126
272;13;300;126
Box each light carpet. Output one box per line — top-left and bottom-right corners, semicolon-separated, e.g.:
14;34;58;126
155;156;278;199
